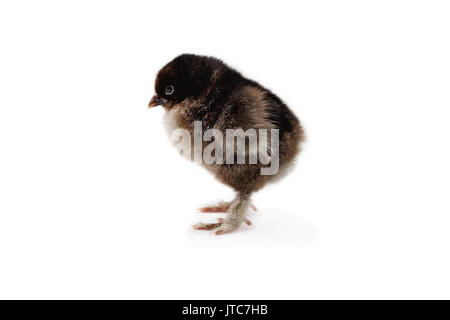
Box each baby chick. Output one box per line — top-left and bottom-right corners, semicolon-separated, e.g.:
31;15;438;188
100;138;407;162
149;54;304;235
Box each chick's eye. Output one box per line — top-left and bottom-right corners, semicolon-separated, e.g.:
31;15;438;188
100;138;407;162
165;85;175;95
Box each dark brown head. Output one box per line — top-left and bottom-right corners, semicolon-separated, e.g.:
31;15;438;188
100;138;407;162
148;54;224;109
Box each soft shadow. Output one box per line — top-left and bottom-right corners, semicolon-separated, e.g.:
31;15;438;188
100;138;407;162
186;208;319;248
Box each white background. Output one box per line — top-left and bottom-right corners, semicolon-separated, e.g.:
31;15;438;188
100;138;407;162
0;0;449;299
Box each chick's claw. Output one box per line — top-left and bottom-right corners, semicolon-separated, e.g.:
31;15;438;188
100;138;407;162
193;217;252;234
199;201;257;213
192;222;222;230
199;201;230;213
214;222;238;235
217;217;252;226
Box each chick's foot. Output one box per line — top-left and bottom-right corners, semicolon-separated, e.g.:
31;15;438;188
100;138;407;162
192;222;222;230
214;217;252;235
198;201;230;213
193;218;252;235
199;201;257;213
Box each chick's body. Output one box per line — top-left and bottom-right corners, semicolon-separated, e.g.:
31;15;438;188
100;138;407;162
149;54;304;234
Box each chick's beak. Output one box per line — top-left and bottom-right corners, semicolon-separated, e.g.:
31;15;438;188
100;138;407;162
148;95;168;108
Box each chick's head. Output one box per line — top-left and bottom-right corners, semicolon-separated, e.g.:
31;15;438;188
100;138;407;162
149;54;217;109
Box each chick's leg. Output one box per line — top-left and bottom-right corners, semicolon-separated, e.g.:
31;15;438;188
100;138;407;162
193;192;253;234
214;192;252;235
